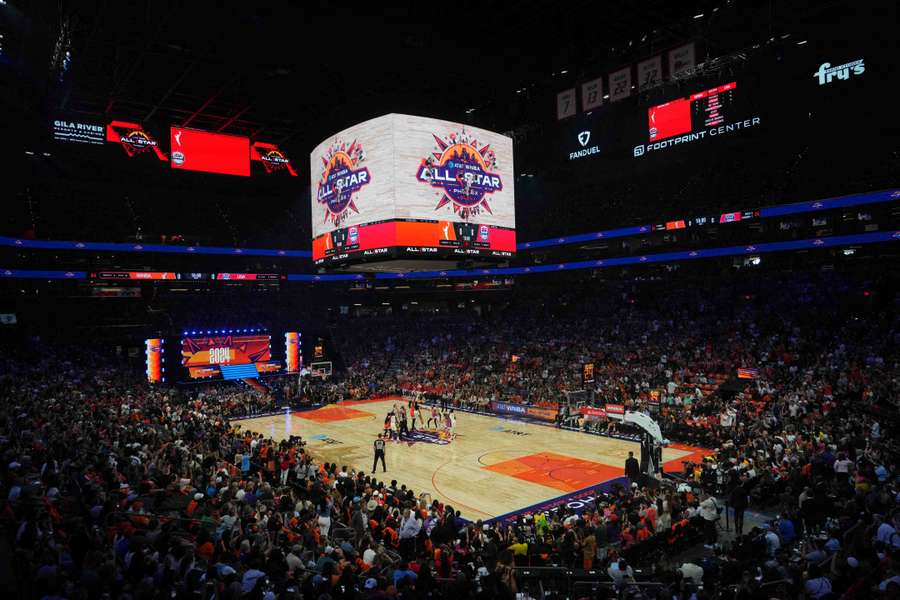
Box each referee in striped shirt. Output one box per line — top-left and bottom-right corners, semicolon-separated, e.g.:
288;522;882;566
373;433;387;473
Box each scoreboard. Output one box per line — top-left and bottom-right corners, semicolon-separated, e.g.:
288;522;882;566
310;114;516;266
648;82;739;142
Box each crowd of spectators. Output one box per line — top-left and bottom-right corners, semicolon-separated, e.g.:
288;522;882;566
334;272;896;445
1;269;897;598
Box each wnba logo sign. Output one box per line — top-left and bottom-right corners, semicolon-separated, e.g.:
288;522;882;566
348;227;359;245
479;225;489;242
814;59;865;85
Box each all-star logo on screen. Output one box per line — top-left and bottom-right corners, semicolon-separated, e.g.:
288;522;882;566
261;149;289;170
416;129;503;220
107;121;168;161
317;140;371;227
251;142;297;176
120;129;159;156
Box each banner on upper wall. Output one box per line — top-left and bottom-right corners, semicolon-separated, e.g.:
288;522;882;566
555;40;701;117
609;67;632;102
53;119;105;145
637;56;663;91
556;88;577;120
581;78;604;111
669;43;696;78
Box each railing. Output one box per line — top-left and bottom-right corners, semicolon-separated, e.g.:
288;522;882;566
515;567;671;599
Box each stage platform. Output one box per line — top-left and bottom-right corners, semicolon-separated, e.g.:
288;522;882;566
237;397;708;521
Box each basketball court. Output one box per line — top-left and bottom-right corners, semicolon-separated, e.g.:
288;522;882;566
237;397;708;521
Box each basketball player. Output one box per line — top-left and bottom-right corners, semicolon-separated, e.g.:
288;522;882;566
391;409;401;443
373;434;387;473
427;404;440;430
383;412;393;441
409;401;418;431
411;401;423;431
398;407;409;440
444;409;456;440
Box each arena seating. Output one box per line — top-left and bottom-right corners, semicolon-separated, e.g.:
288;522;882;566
1;268;896;598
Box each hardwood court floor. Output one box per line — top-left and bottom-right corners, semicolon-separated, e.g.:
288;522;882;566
238;398;707;521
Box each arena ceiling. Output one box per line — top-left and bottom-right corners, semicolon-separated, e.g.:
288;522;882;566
8;0;845;154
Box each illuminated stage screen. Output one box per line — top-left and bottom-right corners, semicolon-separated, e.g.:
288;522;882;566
180;334;281;380
170;128;250;176
310;114;516;265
